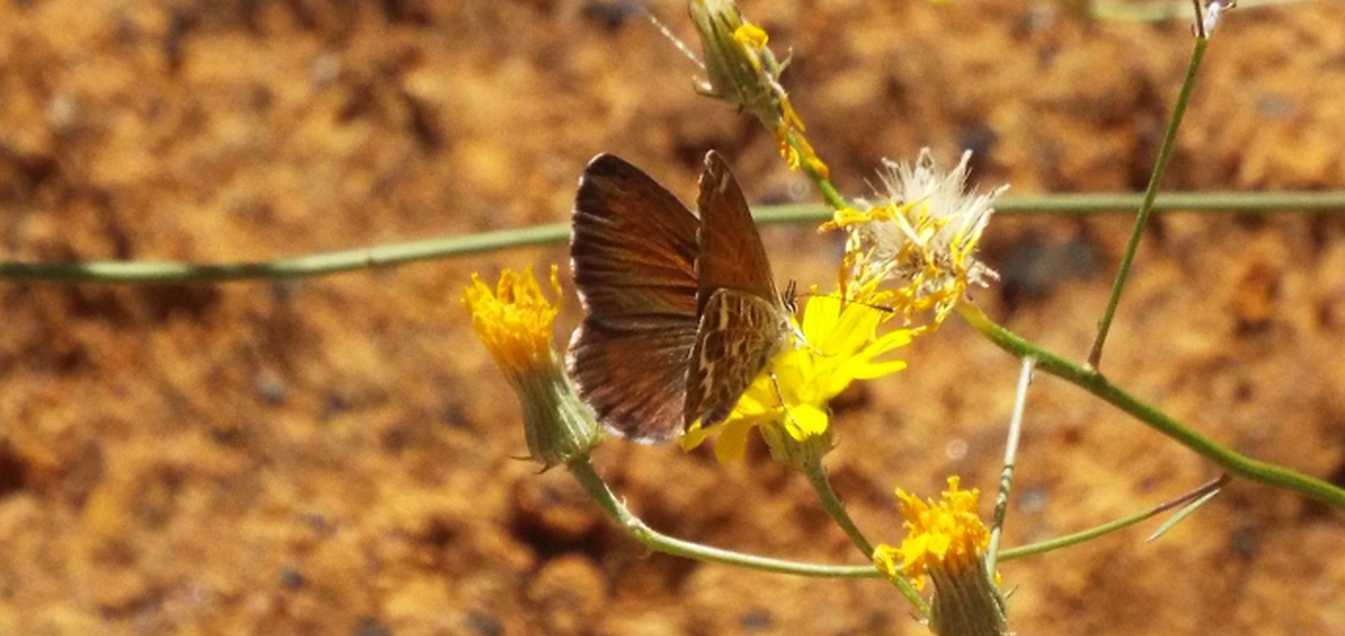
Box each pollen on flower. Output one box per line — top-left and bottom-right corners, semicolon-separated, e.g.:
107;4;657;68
463;265;562;377
831;148;1006;325
873;475;989;591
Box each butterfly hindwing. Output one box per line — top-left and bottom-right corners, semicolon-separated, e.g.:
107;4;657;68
684;289;794;428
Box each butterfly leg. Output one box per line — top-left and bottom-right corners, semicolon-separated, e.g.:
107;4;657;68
768;370;803;432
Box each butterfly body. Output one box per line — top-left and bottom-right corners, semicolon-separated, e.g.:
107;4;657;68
568;151;795;442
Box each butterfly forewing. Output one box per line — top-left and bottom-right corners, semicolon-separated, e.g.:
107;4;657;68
694;151;780;310
568;154;701;442
684;151;796;428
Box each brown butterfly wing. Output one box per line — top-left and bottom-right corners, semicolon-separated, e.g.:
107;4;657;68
684;289;793;427
567;154;701;442
684;151;793;427
694;150;780;311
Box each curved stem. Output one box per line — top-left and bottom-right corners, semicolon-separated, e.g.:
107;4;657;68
3;192;1345;285
958;303;1345;509
801;461;930;614
1000;475;1228;561
565;456;877;578
1089;35;1209;369
802;462;874;557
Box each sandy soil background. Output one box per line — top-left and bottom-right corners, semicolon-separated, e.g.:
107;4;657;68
1;1;1343;634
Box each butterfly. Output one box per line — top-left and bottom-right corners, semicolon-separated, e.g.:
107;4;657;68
567;150;797;443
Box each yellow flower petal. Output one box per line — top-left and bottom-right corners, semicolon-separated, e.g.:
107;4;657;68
782;403;829;441
712;418;755;463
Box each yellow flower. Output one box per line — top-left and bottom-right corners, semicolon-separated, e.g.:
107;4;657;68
464;266;563;378
464;266;600;468
874;476;989;589
874;476;1007;635
831;148;1006;326
680;284;916;464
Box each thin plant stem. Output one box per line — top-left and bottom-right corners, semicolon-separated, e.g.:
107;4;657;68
802;462;874;557
785;131;850;212
801;462;930;614
1088;34;1209;369
958;303;1345;509
575;450;1235;574
567;454;1232;579
1091;0;1298;22
565;456;877;578
4;191;1344;286
990;191;1345;215
998;475;1229;561
986;356;1036;576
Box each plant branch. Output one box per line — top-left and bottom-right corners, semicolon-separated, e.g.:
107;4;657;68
986;356;1036;576
998;475;1230;561
4;191;1344;286
958;303;1345;510
784;131;850;212
565;456;878;578
1088;35;1209;369
802;462;874;557
800;461;929;614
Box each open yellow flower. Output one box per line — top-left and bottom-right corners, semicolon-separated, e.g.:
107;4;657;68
464;266;600;468
875;476;1007;635
681;284;916;464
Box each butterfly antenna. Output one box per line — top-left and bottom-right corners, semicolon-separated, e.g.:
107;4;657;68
794;291;896;314
783;279;799;314
641;5;705;70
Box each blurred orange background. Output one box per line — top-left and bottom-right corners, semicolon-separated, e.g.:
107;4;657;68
1;1;1343;634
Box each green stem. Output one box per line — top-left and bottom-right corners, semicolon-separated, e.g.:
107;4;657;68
802;462;874;557
986;357;1036;576
801;462;930;614
565;456;877;578
1000;475;1228;561
0;222;565;284
785;131;851;212
958;303;1345;509
993;191;1345;215
571;451;1235;577
3;191;1344;285
1089;36;1209;369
